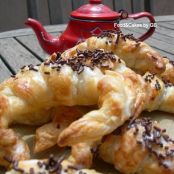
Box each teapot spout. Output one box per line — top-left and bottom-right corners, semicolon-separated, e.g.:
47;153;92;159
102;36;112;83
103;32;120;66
25;18;61;54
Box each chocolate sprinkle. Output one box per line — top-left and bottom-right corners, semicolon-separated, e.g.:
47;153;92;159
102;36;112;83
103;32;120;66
127;117;174;169
42;49;121;74
44;72;50;75
144;73;155;83
28;64;38;72
8;154;67;174
11;74;16;78
155;80;161;90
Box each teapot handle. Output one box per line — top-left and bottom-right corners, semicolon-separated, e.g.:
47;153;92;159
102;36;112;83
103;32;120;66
119;10;156;41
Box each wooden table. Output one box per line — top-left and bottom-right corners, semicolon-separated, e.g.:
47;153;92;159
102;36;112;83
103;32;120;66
0;15;174;83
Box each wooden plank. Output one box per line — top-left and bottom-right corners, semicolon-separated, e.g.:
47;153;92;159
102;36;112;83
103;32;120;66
15;35;49;60
0;38;41;73
103;0;114;9
130;23;174;39
48;0;72;24
0;0;28;32
0;24;67;39
35;0;50;25
113;0;132;13
168;21;174;25
72;0;88;10
155;25;174;38
158;23;174;30
149;0;174;16
122;27;174;56
154;15;174;22
0;58;12;82
27;0;38;19
122;28;173;58
134;27;174;45
155;26;174;38
132;0;144;12
119;19;174;44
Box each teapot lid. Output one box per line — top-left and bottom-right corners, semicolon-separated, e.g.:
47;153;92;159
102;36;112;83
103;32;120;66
71;0;119;20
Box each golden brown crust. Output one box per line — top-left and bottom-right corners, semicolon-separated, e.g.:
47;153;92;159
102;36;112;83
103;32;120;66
160;58;174;84
0;36;172;173
34;106;89;153
62;31;165;74
5;156;102;174
71;143;93;169
57;69;147;146
0;128;30;167
99;118;174;174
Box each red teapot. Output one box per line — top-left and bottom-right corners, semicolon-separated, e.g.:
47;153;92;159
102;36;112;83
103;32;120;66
25;0;156;54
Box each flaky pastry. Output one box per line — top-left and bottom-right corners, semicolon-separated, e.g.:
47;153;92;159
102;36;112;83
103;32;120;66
34;106;90;153
62;31;165;74
0;32;173;171
0;48;173;149
5;155;102;174
99;117;174;174
160;58;174;84
0;128;30;167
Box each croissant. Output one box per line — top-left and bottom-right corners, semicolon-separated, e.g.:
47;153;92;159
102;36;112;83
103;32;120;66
62;31;174;85
99;117;174;174
34;106;90;153
57;68;174;146
5;155;102;174
0;128;30;167
62;31;165;75
0;47;172;146
160;58;174;84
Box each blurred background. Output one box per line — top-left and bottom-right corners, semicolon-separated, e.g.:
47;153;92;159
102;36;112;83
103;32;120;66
0;0;174;32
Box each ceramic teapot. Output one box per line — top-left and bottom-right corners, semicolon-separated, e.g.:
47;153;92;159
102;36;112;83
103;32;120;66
25;0;156;54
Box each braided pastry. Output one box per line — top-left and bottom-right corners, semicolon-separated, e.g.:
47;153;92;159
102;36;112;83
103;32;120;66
62;31;165;75
0;33;172;170
63;31;174;85
99;117;174;174
0;48;173;147
160;58;174;84
57;69;174;146
34;106;89;153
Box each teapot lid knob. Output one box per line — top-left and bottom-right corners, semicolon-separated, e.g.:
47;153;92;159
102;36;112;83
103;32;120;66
89;0;102;4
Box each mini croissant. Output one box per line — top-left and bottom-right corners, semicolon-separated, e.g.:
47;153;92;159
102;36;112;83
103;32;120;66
99;117;174;174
